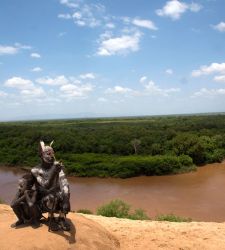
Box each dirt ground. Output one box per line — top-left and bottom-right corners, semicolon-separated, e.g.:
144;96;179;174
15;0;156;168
1;204;225;250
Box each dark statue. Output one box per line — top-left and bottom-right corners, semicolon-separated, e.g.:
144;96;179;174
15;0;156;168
11;141;71;231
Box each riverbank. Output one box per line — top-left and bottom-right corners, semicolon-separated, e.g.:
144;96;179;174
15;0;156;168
1;204;225;250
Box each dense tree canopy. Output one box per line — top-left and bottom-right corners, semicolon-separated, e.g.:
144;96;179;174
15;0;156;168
0;114;224;178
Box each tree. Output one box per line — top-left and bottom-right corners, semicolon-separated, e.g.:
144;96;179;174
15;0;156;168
131;139;141;154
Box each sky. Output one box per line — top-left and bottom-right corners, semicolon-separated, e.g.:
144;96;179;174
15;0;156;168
0;0;225;121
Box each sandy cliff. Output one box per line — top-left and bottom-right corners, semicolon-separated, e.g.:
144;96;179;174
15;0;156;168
1;204;225;250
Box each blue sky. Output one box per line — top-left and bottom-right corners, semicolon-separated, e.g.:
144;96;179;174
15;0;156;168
0;0;225;120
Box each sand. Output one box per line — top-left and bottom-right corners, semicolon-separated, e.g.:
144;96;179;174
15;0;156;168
1;204;225;250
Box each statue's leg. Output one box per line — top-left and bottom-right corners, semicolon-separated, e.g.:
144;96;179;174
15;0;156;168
10;204;25;227
30;205;42;228
58;212;70;231
46;195;61;231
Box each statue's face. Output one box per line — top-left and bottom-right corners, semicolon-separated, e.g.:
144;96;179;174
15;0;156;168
18;179;27;193
42;146;55;165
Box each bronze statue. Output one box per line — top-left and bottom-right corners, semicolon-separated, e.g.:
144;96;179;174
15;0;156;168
11;173;41;228
11;141;71;231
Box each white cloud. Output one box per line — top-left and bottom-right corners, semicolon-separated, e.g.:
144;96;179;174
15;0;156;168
72;6;101;28
58;32;67;37
4;77;34;90
212;22;225;32
0;45;18;55
144;80;180;96
97;97;107;102
165;69;174;75
0;43;31;55
36;75;69;86
20;87;46;98
30;53;41;58
121;16;131;24
105;23;115;29
76;20;86;26
4;76;46;99
105;80;179;98
14;43;32;50
79;73;95;79
105;86;133;94
72;12;82;19
60;0;79;8
191;62;225;77
31;67;42;72
60;83;93;98
214;75;225;83
0;91;8;97
97;32;141;56
189;3;202;12
192;88;225;98
59;1;106;28
132;18;158;30
59;1;118;30
58;13;72;19
139;76;147;83
156;0;202;20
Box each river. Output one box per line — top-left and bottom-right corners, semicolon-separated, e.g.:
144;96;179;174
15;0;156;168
1;162;225;222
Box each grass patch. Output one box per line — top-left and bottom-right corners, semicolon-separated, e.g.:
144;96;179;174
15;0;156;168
0;198;4;204
77;209;93;214
128;209;150;220
96;199;150;220
74;200;193;222
155;213;192;222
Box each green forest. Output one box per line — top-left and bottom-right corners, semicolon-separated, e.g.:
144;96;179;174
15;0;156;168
0;114;225;178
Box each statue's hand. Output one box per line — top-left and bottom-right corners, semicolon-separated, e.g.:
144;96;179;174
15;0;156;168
62;202;70;213
53;161;63;173
28;201;33;207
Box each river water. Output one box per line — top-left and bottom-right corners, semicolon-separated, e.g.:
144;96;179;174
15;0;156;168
1;162;225;222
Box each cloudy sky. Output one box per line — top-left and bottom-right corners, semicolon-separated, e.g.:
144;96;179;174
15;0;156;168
0;0;225;120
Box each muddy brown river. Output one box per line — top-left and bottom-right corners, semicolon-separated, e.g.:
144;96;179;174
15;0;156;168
1;162;225;222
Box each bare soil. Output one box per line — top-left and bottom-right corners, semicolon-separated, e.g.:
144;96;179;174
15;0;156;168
1;204;225;250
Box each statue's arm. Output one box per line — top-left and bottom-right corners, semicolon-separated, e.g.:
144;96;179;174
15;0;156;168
59;169;70;213
11;192;26;207
24;190;37;207
31;168;49;187
31;165;60;189
59;170;70;196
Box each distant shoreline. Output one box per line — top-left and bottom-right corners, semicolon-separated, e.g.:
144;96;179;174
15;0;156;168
1;159;224;179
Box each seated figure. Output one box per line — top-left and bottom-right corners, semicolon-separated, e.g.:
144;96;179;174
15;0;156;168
31;140;71;231
11;173;41;228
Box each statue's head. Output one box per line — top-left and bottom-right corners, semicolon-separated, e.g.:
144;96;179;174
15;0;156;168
39;140;55;166
18;174;34;193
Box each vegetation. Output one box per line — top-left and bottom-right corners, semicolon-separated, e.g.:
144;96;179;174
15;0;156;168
64;153;194;178
0;114;224;177
94;199;191;222
0;198;4;204
155;214;192;222
96;199;150;220
77;209;93;214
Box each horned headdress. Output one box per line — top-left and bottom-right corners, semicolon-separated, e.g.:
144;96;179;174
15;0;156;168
39;140;54;157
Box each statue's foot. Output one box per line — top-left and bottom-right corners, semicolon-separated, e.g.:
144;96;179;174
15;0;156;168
49;218;60;231
11;220;24;228
58;217;70;231
31;220;41;229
